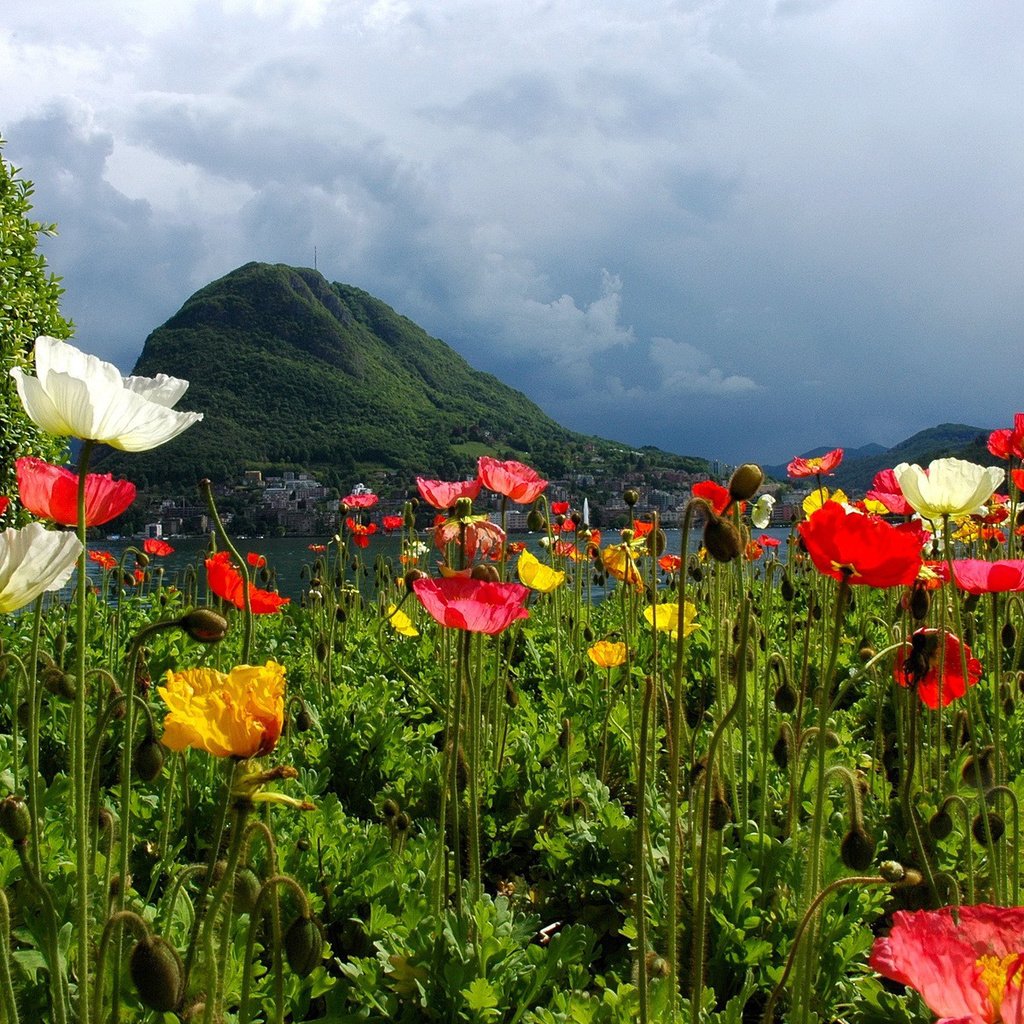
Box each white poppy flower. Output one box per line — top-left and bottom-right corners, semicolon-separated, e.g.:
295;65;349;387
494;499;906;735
751;493;776;529
0;523;82;613
893;458;1004;522
10;336;203;451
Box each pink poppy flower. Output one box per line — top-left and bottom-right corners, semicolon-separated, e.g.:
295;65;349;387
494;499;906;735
341;492;378;510
787;447;844;479
416;476;482;509
952;559;1024;595
16;456;136;527
412;577;530;634
866;467;915;516
477;457;547;504
870;903;1024;1023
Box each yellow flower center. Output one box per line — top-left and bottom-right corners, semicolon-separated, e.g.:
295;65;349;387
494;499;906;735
977;952;1021;1014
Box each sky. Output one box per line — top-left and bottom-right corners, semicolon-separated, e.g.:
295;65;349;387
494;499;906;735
3;1;1022;464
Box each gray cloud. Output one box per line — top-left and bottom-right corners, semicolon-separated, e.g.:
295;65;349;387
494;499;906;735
4;0;1023;463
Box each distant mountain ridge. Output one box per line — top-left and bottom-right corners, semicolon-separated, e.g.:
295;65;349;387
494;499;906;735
96;262;707;489
765;423;995;492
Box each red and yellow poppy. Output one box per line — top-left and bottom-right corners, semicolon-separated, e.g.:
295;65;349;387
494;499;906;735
787;447;844;479
477;456;548;504
797;502;922;588
412;576;530;634
893;628;982;709
658;554;682;573
89;549;118;571
205;551;290;614
143;538;174;556
345;518;378;549
870;903;1024;1023
16;456;136;527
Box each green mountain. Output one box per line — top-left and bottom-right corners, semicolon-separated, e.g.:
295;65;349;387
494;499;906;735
766;423;994;493
97;262;706;489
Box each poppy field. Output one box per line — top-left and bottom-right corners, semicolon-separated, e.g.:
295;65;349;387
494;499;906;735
4;337;1024;1023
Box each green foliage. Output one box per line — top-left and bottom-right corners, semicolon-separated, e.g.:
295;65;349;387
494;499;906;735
0;136;73;511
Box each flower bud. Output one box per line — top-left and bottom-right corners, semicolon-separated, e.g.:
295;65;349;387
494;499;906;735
773;681;797;714
179;608;229;644
41;666;76;700
623;488;639;507
284;914;324;977
527;509;547;531
879;860;906;883
454;497;474;519
928;808;953;840
972;811;1005;846
129;934;184;1013
471;564;500;583
840;827;875;871
1002;621;1017;650
133;736;165;783
780;574;794;602
909;584;930;622
728;464;764;502
295;703;314;732
646;529;667;558
703;516;742;563
772;729;790;769
233;867;261;915
558;718;573;750
403;568;428;588
709;796;731;831
382;799;400;820
0;796;32;844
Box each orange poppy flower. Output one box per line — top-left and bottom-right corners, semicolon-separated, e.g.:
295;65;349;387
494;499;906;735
205;551;290;613
143;538;174;556
89;549;118;571
416;476;482;509
16;456;136;527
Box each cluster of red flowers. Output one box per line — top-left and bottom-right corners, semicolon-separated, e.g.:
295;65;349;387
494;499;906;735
205;551;289;613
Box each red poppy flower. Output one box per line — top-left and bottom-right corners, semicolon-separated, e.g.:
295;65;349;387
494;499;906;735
1012;469;1024;492
757;534;781;548
787;447;844;479
0;497;8;517
952;559;1024;595
412;577;530;634
866;467;914;516
560;519;577;533
16;456;136;527
205;551;290;613
988;413;1024;461
345;518;378;549
89;549;118;571
506;541;526;554
550;501;570;516
341;492;378;510
143;538;174;556
382;515;404;532
307;543;327;552
692;480;731;516
246;552;267;568
894;628;982;709
870;903;1024;1023
477;457;548;504
659;554;682;573
797;502;922;588
131;568;146;585
554;539;579;559
416;477;482;509
744;540;764;561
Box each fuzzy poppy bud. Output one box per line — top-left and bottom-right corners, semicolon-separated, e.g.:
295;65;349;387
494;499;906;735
382;799;400;820
703;516;742;563
623;488;639;508
840;827;875;871
583;624;595;642
972;811;1005;846
179;608;229;644
394;811;411;834
1002;620;1017;650
471;564;500;583
909;584;930;622
403;568;427;588
0;796;31;844
709;796;731;831
879;861;906;883
928;808;954;840
772;730;789;769
728;463;764;502
780;574;794;602
858;646;876;663
688;564;703;583
129;934;184;1013
42;667;76;700
505;679;520;708
558;718;572;750
284;914;324;977
133;736;165;783
645;952;670;979
233;867;261;915
527;509;547;532
962;748;996;790
774;682;797;714
295;703;314;732
646;529;667;557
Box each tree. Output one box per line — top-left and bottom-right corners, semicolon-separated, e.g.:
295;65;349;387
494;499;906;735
0;135;73;518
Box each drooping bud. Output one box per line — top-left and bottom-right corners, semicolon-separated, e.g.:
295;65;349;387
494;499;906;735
780;574;794;602
646;529;667;557
558;718;573;750
928;808;954;840
879;861;906;883
840;827;876;871
233;867;261;915
527;508;547;532
129;934;185;1013
961;747;996;790
403;568;428;588
1002;620;1017;650
471;564;500;583
295;702;314;732
284;914;324;977
774;680;797;714
972;811;1005;846
41;667;76;701
702;516;742;563
728;464;764;502
381;799;400;820
133;736;165;783
179;608;229;644
0;796;32;844
909;584;930;622
623;488;639;508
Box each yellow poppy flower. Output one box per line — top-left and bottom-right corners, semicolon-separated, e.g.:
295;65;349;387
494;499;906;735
159;661;286;759
601;543;643;586
802;487;848;516
517;549;566;593
643;601;699;639
587;640;628;668
387;603;419;637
